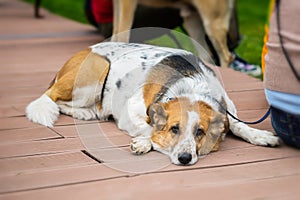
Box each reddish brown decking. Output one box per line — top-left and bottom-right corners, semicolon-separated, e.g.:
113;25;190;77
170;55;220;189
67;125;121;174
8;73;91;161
1;1;300;199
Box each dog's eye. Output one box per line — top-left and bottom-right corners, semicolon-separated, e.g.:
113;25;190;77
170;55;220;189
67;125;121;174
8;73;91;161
196;128;205;137
170;125;180;135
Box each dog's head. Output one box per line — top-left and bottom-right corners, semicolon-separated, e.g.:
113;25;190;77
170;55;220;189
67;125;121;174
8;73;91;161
147;97;229;165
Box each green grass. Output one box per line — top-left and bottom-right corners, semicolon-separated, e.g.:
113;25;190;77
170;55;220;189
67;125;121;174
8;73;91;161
24;0;88;24
235;0;271;66
24;0;270;67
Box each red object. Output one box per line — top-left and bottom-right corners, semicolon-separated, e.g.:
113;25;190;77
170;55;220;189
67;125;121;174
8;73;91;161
91;0;113;23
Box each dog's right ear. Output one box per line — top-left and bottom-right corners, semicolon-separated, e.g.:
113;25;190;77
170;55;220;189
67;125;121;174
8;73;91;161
147;103;167;130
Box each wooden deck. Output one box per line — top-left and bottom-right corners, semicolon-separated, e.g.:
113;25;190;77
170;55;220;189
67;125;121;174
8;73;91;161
1;0;300;199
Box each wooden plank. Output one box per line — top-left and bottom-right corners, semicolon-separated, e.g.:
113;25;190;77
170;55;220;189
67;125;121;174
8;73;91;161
0;163;127;194
0;44;75;73
0;151;97;176
0;137;84;158
223;79;263;92
0;0;98;41
9;104;26;116
0;72;55;89
0;105;23;118
218;70;268;113
52;122;130;148
52;122;127;138
0;127;61;145
0;117;39;131
0;87;45;104
227;90;269;111
219;68;264;92
53;123;131;149
51;115;77;127
0;34;100;47
1;157;299;199
0;138;298;194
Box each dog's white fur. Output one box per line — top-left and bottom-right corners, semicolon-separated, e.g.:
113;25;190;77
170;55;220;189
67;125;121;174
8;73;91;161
26;42;279;165
26;94;59;127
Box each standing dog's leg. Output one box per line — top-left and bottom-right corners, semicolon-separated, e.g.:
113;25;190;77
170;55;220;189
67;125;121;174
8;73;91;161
111;0;138;42
193;0;234;67
34;0;43;18
181;9;212;62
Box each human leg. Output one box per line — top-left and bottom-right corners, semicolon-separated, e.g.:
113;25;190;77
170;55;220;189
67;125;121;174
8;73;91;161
270;106;300;148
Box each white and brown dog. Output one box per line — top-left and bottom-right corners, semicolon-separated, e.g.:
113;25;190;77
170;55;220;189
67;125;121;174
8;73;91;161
26;42;279;165
112;0;235;67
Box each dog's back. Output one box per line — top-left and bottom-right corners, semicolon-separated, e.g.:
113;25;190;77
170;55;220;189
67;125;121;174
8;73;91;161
91;42;197;117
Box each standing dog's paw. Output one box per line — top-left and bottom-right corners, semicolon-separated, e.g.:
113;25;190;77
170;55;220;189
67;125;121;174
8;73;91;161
130;137;152;155
248;130;280;147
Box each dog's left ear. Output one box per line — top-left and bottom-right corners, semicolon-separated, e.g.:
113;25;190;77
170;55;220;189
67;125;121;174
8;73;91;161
198;111;229;155
147;103;167;130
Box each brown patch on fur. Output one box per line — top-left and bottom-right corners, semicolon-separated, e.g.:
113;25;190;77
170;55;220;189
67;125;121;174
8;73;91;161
197;102;213;132
143;83;164;110
193;102;211;149
150;99;183;148
143;65;170;109
45;48;110;102
198;107;228;155
151;128;177;149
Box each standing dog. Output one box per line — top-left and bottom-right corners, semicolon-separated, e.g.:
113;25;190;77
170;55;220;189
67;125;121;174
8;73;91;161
26;42;279;165
112;0;235;67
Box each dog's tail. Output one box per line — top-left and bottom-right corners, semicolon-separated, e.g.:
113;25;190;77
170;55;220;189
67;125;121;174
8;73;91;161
26;93;59;127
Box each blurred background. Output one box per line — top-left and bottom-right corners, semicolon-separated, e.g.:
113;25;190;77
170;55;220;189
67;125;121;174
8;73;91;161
24;0;271;77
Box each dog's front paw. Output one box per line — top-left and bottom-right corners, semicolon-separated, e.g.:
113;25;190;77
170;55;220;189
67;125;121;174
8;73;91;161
130;137;152;155
248;130;280;147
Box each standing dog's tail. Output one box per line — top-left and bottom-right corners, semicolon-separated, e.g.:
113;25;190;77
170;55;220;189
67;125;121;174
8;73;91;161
26;94;59;127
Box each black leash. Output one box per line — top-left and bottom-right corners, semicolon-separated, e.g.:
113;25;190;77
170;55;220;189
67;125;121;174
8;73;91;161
204;95;271;125
225;107;271;125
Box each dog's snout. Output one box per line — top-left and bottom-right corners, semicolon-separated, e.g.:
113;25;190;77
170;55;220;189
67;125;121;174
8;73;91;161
178;152;192;165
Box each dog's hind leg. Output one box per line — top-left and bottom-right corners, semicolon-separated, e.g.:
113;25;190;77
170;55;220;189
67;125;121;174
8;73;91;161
55;50;110;121
26;48;110;126
228;117;280;147
26;49;92;127
58;103;99;121
225;97;280;146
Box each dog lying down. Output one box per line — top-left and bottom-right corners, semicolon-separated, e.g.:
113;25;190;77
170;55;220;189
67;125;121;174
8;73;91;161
26;42;279;165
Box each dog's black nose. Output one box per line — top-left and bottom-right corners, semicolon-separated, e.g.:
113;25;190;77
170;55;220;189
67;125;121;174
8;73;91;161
178;152;192;165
